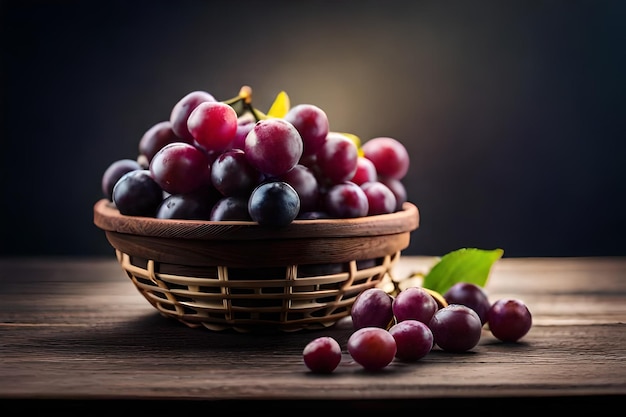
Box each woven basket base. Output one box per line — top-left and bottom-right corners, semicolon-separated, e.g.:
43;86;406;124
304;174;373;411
116;249;399;332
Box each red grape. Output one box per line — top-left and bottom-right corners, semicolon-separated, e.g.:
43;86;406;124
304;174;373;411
314;132;359;184
187;101;238;153
302;336;342;373
231;117;255;150
360;181;397;215
379;177;407;211
444;282;491;325
169;90;216;141
350;156;378;185
149;142;211;195
139;120;184;163
487;298;532;342
347;327;397;371
244;118;303;177
429;304;483;352
283;103;329;157
361;136;410;180
350;287;394;330
388;319;433;361
324;181;369;218
392;286;438;324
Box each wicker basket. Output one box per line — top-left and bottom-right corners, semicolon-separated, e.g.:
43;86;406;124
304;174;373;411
93;199;419;332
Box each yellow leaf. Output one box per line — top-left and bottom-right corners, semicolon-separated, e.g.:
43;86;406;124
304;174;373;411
266;91;290;118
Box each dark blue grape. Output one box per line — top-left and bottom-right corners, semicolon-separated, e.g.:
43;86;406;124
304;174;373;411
210;196;252;221
112;170;163;217
156;188;218;220
248;181;300;227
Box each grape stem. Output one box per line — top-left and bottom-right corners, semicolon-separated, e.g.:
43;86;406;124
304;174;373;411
222;85;265;122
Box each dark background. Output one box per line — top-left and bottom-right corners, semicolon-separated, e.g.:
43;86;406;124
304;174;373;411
1;0;625;258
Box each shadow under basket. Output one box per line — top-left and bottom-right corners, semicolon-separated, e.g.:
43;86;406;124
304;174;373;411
93;199;420;333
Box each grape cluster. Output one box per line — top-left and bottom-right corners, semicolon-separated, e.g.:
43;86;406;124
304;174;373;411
101;86;410;226
302;283;532;373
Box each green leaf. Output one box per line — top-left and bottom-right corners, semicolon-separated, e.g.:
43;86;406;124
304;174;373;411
422;248;504;294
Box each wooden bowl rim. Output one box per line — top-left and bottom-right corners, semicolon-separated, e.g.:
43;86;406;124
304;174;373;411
93;199;419;241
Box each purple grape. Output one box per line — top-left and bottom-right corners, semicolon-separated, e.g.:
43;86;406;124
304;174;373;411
350;287;394;330
149;142;211;195
296;210;331;220
392;286;438;324
277;164;320;213
210;196;252;221
361;136;410;180
347;327;397;371
350;156;378;185
360;180;397;216
139;120;185;163
388;319;433;361
156;189;218;220
187;101;238;153
283;103;329;157
244;118;303;177
314;132;358;184
429;304;483;352
112;169;163;217
231;118;255;150
169;90;216;141
302;336;342;374
324;181;369;218
487;298;532;342
101;158;142;200
248;181;300;227
443;282;491;325
210;148;262;197
379;177;407;211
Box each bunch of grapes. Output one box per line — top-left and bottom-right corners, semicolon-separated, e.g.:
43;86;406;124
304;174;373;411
302;283;532;373
101;86;411;226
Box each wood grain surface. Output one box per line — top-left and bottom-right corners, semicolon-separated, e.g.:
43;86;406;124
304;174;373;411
1;256;625;412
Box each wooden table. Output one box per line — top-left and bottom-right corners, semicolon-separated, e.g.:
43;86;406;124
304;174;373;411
1;256;625;412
